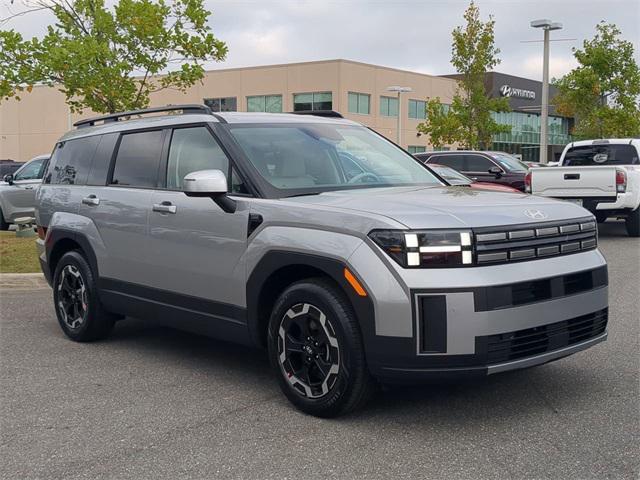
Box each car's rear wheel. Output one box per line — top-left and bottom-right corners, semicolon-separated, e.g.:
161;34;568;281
53;251;116;341
267;279;374;417
625;208;640;237
0;208;9;231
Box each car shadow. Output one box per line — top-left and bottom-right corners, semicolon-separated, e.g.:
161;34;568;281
105;318;604;422
597;219;631;238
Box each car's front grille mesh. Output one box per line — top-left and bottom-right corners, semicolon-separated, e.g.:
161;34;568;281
473;217;597;265
483;308;608;364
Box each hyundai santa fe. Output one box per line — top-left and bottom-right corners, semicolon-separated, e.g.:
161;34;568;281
35;105;608;417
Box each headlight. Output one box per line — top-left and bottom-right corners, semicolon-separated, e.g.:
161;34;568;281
369;229;474;267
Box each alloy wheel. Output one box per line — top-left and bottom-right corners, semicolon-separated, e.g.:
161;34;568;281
277;302;340;399
57;264;88;330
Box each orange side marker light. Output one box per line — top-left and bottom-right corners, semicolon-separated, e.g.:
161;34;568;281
344;268;367;297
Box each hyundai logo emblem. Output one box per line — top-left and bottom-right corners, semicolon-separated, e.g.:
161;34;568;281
524;209;548;220
499;85;512;97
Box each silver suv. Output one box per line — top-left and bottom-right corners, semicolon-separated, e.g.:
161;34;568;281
0;154;49;230
35;105;608;417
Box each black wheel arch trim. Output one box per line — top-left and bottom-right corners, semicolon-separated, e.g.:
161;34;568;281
45;228;100;281
246;250;376;353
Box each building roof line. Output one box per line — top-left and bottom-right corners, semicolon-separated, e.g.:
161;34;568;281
204;58;453;81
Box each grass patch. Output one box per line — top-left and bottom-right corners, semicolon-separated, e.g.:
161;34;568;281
0;231;41;273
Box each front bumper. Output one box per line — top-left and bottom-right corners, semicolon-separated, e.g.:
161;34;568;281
347;244;609;382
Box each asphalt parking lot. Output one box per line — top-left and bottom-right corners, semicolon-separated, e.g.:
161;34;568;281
1;221;638;480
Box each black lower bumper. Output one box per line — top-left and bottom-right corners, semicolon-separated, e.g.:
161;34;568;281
367;307;608;383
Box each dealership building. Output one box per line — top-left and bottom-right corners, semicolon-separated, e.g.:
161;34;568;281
0;59;572;162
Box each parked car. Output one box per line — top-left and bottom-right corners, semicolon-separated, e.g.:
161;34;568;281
0;154;49;230
527;139;640;236
0;160;24;177
416;150;530;191
427;163;522;193
36;105;608;417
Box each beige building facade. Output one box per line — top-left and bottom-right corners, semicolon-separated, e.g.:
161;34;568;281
0;59;458;162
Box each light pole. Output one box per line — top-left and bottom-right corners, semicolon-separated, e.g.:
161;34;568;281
386;86;412;146
531;19;563;164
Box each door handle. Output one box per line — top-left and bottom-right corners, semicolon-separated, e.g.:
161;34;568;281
152;201;177;214
564;173;580;180
82;195;100;206
24;186;34;190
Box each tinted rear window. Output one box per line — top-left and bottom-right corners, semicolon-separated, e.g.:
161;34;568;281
45;136;100;185
111;130;164;187
563;145;639;166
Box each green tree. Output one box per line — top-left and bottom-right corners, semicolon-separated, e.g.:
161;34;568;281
418;1;510;149
554;22;640;138
0;0;227;113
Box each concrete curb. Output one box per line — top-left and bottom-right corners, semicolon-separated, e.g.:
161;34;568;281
0;273;49;289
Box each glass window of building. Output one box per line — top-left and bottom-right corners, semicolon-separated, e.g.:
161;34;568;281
440;103;451;114
408;99;426;119
247;95;283;113
407;146;426;154
204;97;237;112
380;96;399;117
293;92;332;111
348;92;370;115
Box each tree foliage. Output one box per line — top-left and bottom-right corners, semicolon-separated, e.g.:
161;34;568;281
0;0;227;113
418;1;510;149
553;22;640;139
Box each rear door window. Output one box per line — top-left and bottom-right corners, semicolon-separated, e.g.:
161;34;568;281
430;155;464;170
46;136;101;185
563;145;639;166
111;130;165;188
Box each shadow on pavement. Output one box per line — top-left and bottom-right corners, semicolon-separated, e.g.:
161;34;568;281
105;318;605;422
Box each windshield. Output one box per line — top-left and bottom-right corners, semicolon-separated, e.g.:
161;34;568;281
228;123;443;194
428;164;471;185
489;153;529;172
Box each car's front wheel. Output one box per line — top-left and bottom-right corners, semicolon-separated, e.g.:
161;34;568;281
53;251;116;341
267;279;374;417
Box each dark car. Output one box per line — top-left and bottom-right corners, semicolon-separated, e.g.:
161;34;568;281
415;151;530;191
0;160;23;178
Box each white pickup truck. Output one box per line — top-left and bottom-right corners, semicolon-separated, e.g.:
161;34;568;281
527;139;640;237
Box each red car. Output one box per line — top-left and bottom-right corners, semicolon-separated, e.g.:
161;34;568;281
427;164;522;193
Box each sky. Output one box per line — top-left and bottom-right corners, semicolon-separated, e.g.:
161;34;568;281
2;0;639;81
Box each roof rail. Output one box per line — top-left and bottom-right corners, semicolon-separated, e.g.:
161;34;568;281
290;110;344;118
73;104;212;129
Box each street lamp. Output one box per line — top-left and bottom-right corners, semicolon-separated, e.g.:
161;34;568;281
386;86;412;146
531;19;563;164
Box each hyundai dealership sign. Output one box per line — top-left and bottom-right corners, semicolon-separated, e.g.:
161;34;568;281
499;84;536;100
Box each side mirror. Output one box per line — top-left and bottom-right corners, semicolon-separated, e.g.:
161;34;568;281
3;174;14;185
488;166;503;177
183;169;236;213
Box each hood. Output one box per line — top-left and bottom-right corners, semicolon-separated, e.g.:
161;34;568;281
285;186;591;229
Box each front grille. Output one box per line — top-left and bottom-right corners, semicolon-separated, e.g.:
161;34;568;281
483;308;608;364
473;217;597;265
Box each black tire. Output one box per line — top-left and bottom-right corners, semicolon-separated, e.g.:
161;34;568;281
267;278;375;417
625;208;640;237
595;212;608;224
0;208;9;231
52;250;116;342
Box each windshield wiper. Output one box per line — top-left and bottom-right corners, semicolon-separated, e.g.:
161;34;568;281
285;191;322;198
